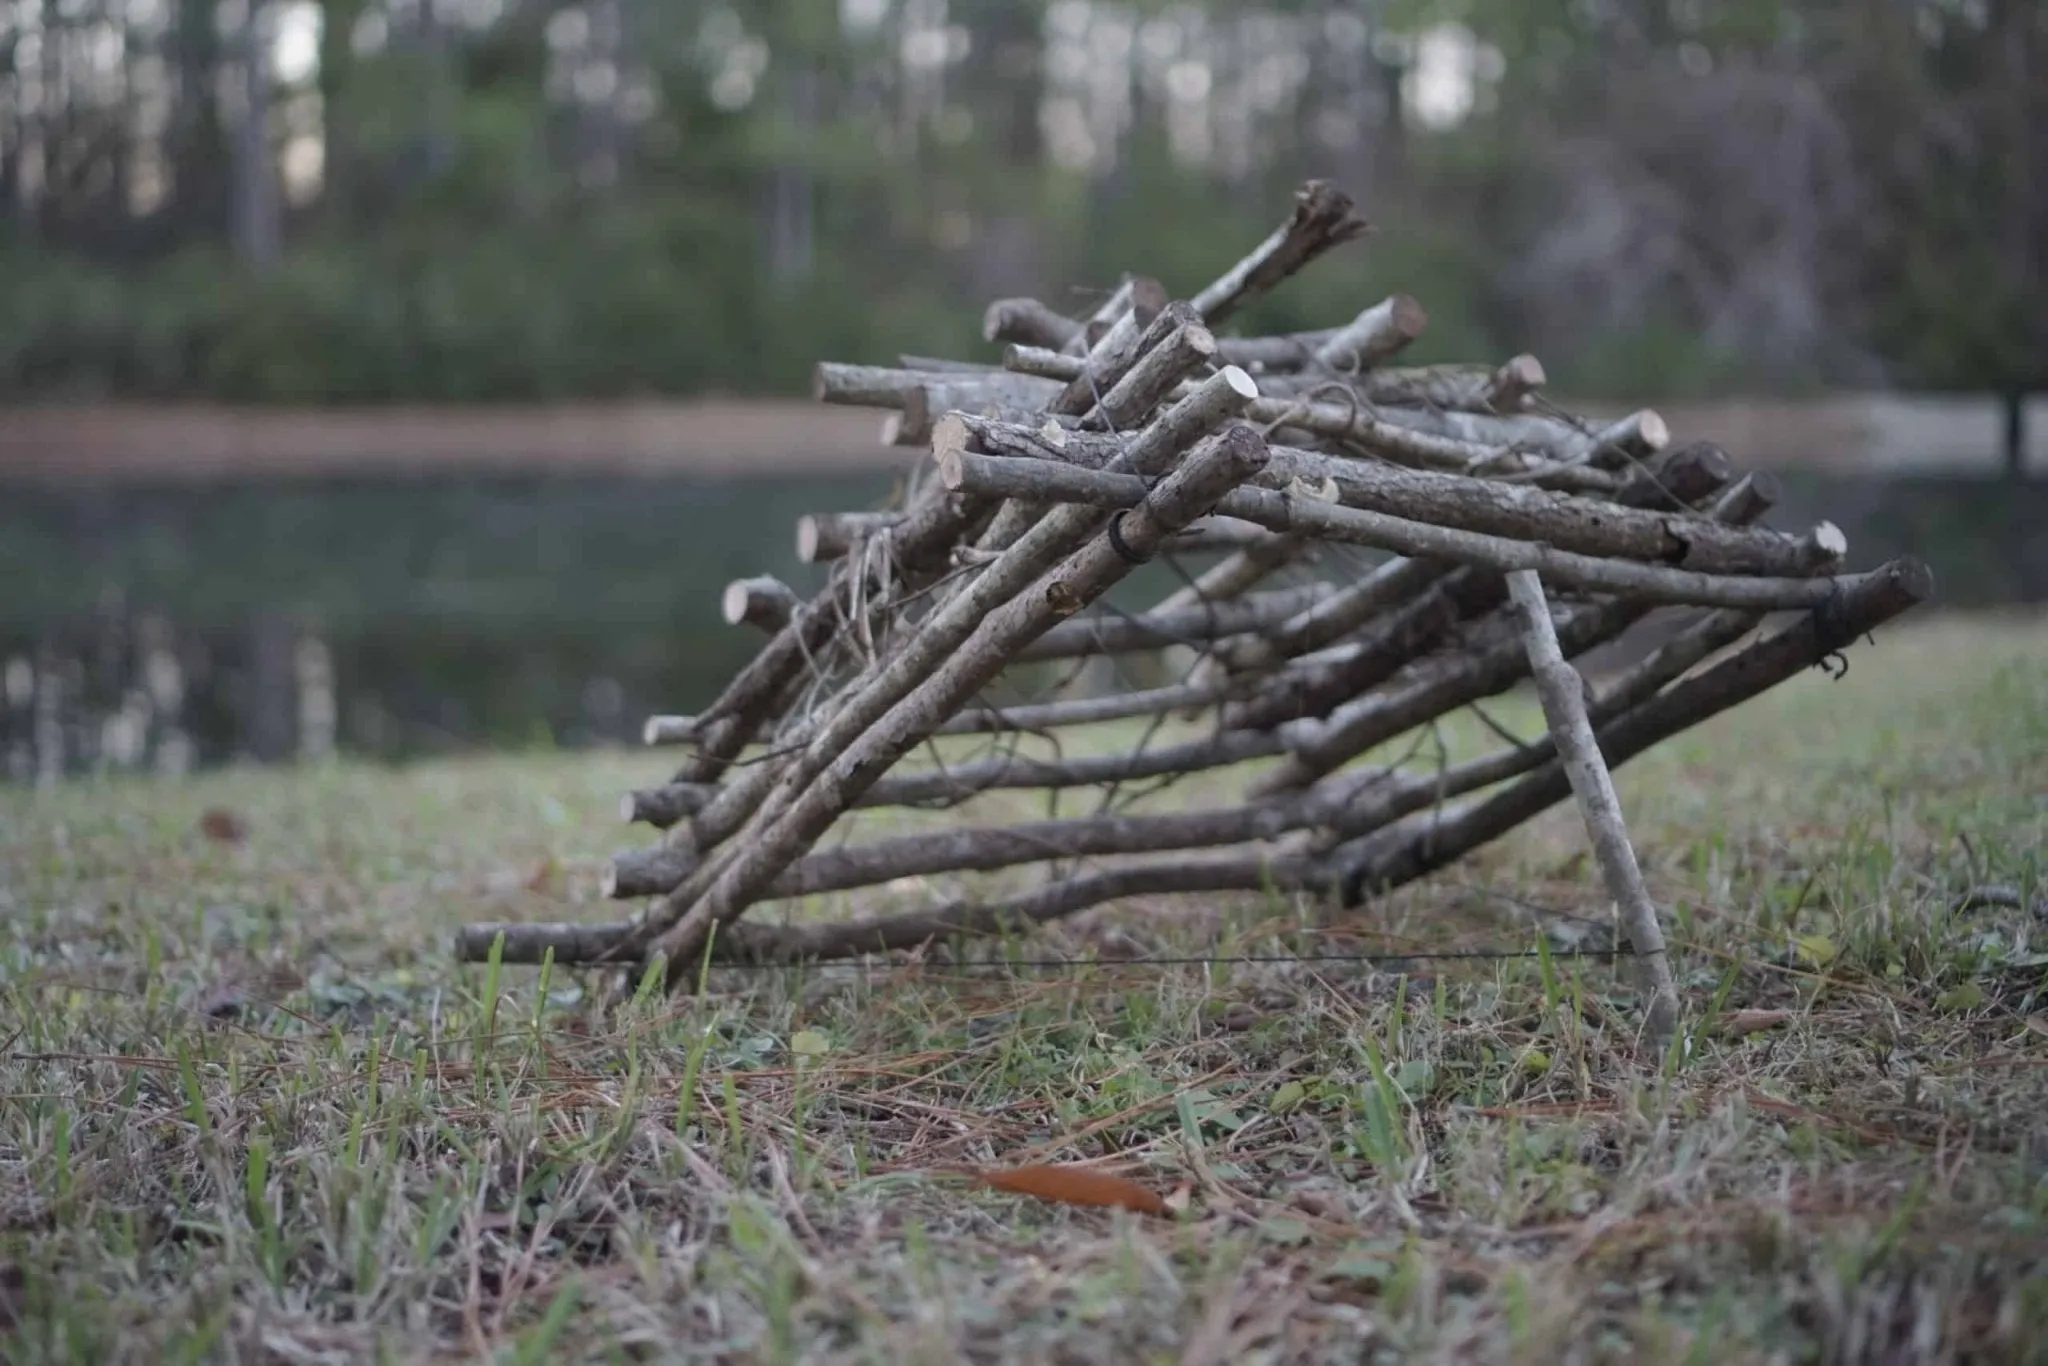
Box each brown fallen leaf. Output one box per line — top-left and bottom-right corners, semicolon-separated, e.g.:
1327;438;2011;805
970;1164;1170;1217
1718;1009;1794;1038
524;857;560;894
199;808;247;844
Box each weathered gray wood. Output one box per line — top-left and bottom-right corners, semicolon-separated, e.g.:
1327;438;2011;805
813;362;1061;413
1308;294;1429;372
1336;557;1935;898
722;576;802;633
938;421;1819;576
642;714;697;747
1012;582;1334;663
1048;289;1175;417
982;297;1083;350
602;845;700;899
795;512;899;564
1079;308;1218;432
1191;179;1370;325
629;374;1263;951
1507;569;1680;1046
461;555;1928;966
938;453;1853;609
647;424;1277;978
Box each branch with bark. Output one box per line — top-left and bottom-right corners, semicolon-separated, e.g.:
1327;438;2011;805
447;178;1929;1047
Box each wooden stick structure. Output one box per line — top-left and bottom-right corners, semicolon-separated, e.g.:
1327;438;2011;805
452;179;1931;1040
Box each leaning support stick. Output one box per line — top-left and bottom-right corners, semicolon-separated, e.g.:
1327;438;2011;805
1505;569;1680;1048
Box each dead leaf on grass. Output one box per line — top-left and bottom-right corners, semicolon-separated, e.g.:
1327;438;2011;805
1719;1009;1794;1037
969;1164;1170;1217
199;808;247;843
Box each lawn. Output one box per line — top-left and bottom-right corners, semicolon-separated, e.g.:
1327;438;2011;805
2;611;2045;1363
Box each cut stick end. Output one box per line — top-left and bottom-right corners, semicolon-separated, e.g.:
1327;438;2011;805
896;387;935;447
1812;521;1849;561
1637;409;1672;452
1129;276;1170;323
618;792;641;823
720;580;757;627
937;446;969;491
1390;293;1429;338
929;412;973;459
1219;365;1261;401
795;516;824;563
1894;556;1936;602
642;714;695;746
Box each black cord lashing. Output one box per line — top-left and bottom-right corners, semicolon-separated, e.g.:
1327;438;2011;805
1105;510;1151;566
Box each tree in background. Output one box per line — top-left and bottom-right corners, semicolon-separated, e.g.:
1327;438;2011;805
0;0;2038;420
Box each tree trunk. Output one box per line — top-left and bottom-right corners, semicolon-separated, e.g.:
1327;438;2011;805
2003;389;2027;481
231;0;282;269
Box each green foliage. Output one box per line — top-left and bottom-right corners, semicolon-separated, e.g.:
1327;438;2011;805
0;1;2038;401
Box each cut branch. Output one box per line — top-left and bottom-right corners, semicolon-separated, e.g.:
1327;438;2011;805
940;424;1819;575
1191;180;1370;325
628;378;1262;955
1049;289;1176;417
1012;583;1334;663
642;714;698;747
461;557;1927;967
938;453;1856;609
796;512;900;564
1337;558;1936;901
649;423;1277;978
723;576;801;633
1506;569;1680;1045
1308;294;1429;372
983;297;1083;351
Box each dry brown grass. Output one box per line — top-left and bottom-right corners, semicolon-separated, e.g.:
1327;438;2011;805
2;612;2045;1363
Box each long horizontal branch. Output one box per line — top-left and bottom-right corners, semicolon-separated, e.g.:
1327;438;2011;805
809;495;1209;566
813;362;1061;412
1258;355;1546;413
937;421;1821;576
939;453;1851;610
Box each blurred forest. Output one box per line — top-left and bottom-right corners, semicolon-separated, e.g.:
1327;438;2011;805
1;0;2041;414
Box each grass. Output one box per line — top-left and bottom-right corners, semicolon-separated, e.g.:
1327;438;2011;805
2;611;2046;1363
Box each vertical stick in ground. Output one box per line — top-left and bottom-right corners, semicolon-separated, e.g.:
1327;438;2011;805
1505;569;1681;1048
